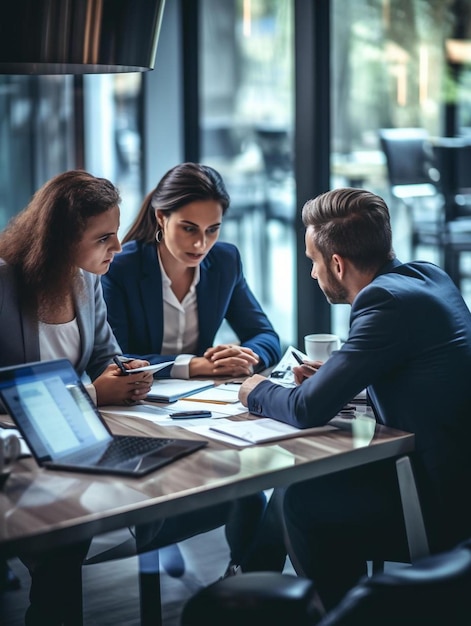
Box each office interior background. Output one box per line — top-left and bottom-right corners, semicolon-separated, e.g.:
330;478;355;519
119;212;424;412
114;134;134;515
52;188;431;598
1;0;471;352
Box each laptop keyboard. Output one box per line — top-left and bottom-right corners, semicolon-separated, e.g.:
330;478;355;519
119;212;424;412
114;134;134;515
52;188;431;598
98;436;176;465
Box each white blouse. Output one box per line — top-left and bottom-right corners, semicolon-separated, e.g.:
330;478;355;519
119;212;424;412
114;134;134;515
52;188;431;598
38;318;97;404
39;318;81;366
158;250;200;379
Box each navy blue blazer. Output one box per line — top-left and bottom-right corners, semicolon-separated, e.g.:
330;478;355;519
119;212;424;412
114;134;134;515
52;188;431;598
246;259;471;548
102;241;281;375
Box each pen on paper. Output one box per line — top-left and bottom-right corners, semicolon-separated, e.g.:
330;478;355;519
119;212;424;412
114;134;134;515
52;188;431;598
113;356;130;376
291;351;317;371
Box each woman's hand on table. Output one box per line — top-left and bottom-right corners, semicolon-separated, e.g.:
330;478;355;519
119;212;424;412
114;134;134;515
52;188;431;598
189;344;260;377
94;359;154;405
205;344;259;374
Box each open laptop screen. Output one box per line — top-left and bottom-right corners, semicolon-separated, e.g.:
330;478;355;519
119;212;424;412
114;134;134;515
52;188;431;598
0;359;112;463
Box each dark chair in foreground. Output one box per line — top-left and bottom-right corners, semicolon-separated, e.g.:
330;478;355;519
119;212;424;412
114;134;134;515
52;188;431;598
181;572;323;626
181;539;471;626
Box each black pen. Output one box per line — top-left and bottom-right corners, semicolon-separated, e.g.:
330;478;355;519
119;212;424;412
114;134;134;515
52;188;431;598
113;355;130;376
291;351;317;371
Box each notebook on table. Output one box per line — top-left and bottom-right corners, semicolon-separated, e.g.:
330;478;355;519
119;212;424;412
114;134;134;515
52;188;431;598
0;359;207;477
147;378;215;403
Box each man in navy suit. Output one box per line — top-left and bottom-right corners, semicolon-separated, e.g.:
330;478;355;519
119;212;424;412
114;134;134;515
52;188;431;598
239;187;471;610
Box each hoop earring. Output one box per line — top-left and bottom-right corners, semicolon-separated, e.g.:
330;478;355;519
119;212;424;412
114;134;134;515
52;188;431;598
155;229;163;243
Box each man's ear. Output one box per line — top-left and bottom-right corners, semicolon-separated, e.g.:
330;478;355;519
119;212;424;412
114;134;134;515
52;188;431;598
331;253;346;278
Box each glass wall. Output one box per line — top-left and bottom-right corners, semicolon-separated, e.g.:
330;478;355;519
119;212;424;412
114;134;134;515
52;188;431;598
199;0;296;349
3;0;471;349
0;72;144;238
0;75;75;228
331;0;471;339
84;73;144;237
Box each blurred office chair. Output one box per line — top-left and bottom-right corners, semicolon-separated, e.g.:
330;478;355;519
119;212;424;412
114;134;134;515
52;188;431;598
201;121;263;260
379;128;471;289
254;126;293;184
431;138;471;288
254;126;295;302
378;128;442;259
181;539;471;626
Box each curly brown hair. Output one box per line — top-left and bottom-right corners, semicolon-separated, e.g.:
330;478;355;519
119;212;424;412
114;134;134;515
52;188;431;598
0;170;120;307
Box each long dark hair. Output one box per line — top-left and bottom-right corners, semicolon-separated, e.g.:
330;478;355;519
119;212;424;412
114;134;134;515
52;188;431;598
122;162;231;244
0;169;120;305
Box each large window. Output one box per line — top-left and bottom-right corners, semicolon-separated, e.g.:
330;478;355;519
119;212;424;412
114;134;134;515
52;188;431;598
0;73;144;236
199;0;296;349
0;75;75;227
84;74;144;237
331;0;471;338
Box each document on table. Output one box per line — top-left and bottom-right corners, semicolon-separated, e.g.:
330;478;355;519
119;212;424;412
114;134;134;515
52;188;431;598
269;346;368;405
182;383;242;404
268;345;307;387
100;398;244;428
146;379;215;402
184;417;337;447
209;417;303;443
100;404;176;424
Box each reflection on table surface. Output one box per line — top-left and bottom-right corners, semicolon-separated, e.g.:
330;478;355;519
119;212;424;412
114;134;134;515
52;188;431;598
0;408;414;557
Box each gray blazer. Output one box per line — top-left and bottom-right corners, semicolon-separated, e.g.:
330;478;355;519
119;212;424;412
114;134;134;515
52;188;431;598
0;260;120;381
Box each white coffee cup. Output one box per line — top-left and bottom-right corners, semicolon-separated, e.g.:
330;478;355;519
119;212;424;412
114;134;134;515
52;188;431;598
304;333;341;362
0;433;21;481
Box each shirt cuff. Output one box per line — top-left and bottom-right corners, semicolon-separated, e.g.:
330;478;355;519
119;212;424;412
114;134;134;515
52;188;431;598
170;354;195;379
87;383;98;405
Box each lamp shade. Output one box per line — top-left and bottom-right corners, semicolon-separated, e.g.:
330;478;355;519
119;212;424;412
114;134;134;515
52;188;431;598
0;0;165;74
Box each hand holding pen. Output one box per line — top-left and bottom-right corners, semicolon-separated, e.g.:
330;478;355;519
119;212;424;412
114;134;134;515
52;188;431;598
113;355;131;375
291;351;322;384
95;356;153;406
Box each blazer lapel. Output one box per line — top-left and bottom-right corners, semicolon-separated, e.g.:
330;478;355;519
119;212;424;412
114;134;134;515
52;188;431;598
20;305;40;363
139;244;164;352
74;277;92;373
196;255;222;353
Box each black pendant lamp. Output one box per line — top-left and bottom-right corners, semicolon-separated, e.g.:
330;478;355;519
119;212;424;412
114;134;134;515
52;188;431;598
0;0;165;74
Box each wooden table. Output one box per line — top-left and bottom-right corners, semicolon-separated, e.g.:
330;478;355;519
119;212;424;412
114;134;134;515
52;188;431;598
0;409;426;625
0;411;420;558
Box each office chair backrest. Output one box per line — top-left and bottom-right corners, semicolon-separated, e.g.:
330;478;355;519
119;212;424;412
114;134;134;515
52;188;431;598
182;539;471;626
317;539;471;626
254;126;293;182
379;128;436;188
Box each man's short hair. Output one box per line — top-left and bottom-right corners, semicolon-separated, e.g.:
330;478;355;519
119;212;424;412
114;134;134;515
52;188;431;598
302;188;395;272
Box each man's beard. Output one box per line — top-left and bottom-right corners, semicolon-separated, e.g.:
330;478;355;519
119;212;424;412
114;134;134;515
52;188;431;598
322;266;349;304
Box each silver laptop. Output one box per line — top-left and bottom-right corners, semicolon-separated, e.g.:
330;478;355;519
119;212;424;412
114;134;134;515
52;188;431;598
0;359;207;477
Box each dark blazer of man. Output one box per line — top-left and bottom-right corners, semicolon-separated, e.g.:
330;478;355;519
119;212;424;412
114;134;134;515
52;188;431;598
102;240;281;374
246;258;471;552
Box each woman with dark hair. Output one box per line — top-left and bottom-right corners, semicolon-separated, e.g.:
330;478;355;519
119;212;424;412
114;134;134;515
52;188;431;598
0;170;153;624
102;162;286;578
102;162;281;379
